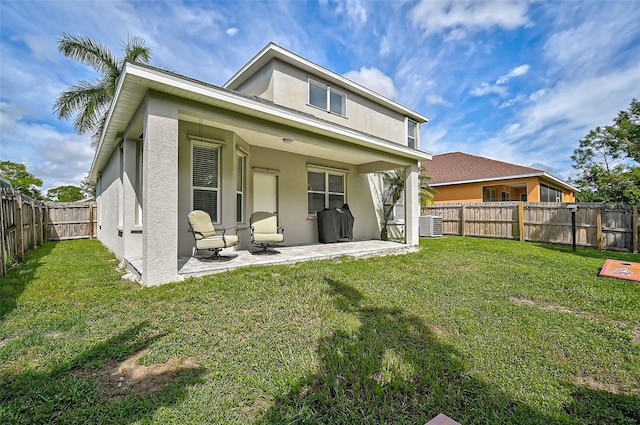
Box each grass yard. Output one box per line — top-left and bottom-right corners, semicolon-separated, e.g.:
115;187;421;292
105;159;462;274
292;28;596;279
1;237;639;424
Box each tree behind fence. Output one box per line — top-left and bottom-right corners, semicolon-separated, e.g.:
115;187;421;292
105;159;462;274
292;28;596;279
1;188;96;277
422;202;639;253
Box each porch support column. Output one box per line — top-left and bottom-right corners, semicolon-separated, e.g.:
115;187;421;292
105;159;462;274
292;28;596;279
141;92;179;286
404;163;420;246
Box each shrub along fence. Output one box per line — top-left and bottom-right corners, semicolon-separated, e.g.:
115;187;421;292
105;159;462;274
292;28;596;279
422;202;639;253
1;188;96;277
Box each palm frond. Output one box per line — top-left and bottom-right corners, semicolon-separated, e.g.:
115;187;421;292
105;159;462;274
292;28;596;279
122;36;151;64
53;80;111;135
58;33;118;78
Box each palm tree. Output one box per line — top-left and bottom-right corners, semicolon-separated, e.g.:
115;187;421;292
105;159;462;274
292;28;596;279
379;167;437;240
53;34;152;146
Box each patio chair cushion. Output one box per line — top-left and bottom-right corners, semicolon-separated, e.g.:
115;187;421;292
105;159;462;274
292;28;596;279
253;232;284;243
195;234;239;250
250;212;284;243
187;210;217;239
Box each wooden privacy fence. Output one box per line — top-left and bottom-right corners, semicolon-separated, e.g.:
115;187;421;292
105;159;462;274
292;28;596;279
1;188;96;277
422;202;639;253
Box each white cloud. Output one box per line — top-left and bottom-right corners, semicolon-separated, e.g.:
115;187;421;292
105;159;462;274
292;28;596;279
444;29;467;42
489;63;640;174
543;3;640;78
325;0;367;28
1;102;93;190
379;34;391;56
12;34;59;62
410;0;529;35
509;64;640;141
342;0;367;27
469;82;508;97
426;94;451;107
499;94;526;109
343;67;398;99
529;89;547;102
496;64;530;84
226;27;239;36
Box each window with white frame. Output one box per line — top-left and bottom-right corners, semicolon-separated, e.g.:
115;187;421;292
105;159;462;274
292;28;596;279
309;79;346;116
307;167;346;215
407;119;418;149
192;142;220;223
236;151;245;223
383;178;404;222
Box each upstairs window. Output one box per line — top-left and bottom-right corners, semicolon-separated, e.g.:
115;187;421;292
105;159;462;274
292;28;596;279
309;79;346;116
407;119;418;149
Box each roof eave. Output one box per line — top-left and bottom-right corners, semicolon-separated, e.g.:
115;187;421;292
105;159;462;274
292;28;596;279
89;62;431;181
430;172;578;192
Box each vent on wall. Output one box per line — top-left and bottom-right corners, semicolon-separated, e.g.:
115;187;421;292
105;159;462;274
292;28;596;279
419;215;443;237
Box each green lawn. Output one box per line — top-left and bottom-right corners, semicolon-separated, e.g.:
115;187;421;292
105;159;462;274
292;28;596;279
1;237;639;424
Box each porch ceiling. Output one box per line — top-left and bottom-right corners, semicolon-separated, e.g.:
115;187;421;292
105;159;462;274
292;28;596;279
180;114;406;168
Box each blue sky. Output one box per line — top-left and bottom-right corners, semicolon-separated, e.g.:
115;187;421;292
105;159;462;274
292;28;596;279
1;0;639;191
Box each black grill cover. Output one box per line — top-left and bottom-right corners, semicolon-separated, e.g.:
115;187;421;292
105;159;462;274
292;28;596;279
317;204;354;243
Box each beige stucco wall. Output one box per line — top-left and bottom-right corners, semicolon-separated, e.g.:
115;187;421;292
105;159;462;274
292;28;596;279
235;61;275;101
175;120;382;258
235;59;412;147
95;146;124;260
177;121;242;257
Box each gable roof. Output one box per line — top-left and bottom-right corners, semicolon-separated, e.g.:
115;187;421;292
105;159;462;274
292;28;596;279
425;152;577;191
223;42;429;124
89;61;431;181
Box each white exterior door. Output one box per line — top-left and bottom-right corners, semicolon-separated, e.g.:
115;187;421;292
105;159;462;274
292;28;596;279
253;173;278;214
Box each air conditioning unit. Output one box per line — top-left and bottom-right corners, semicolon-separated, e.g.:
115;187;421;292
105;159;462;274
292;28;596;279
419;215;443;237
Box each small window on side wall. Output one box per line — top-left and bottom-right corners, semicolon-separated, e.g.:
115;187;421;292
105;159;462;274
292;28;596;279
407;119;418;149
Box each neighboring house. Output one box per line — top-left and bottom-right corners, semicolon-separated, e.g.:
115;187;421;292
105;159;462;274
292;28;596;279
89;42;431;286
425;152;576;204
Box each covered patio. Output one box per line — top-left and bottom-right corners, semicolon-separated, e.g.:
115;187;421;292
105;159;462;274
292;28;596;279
125;240;418;280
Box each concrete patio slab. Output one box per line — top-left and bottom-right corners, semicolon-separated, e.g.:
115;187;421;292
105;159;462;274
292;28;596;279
177;240;418;278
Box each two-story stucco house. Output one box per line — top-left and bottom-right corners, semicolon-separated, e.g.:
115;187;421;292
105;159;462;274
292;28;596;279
89;43;431;286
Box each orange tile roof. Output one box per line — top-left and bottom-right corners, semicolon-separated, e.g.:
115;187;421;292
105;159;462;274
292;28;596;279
424;152;543;184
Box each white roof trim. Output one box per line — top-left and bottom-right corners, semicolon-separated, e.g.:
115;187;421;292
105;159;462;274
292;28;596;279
223;42;429;123
90;62;431;180
430;172;578;192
